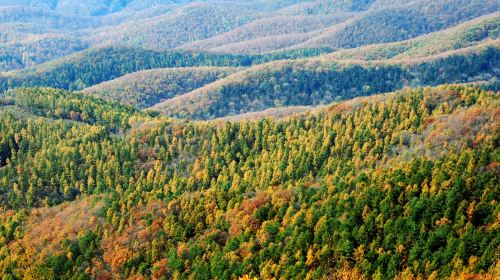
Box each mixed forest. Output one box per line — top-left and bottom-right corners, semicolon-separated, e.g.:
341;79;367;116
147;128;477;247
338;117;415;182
0;0;498;279
0;85;499;279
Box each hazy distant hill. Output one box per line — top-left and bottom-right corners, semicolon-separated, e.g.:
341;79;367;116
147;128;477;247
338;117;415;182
0;0;141;16
0;0;302;16
2;13;498;117
0;5;99;29
178;0;497;54
0;0;497;70
325;14;500;61
89;3;256;50
293;0;497;49
0;33;89;71
179;15;344;54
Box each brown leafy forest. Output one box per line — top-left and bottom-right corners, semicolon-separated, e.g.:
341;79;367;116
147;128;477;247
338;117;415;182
0;84;498;279
0;1;499;280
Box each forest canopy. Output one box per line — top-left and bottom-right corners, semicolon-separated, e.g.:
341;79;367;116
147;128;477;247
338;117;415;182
0;85;498;279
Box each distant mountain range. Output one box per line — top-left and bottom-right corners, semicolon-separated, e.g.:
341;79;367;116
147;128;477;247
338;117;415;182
0;0;497;71
0;0;498;121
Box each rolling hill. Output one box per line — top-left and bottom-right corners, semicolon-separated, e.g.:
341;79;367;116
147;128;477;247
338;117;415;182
0;46;333;92
277;0;378;15
152;45;499;119
1;0;497;71
0;0;154;16
0;33;89;71
82;66;239;108
179;14;350;54
325;13;500;61
2;10;498;119
0;0;304;15
293;0;498;50
0;84;498;279
89;3;257;50
0;5;100;30
1;1;500;280
0;47;255;91
180;0;498;54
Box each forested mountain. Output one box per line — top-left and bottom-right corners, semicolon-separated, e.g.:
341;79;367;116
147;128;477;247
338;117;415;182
0;0;158;16
0;85;498;279
152;46;500;119
277;0;377;14
152;17;499;119
0;33;89;71
2;14;496;110
0;0;302;16
82;67;239;108
179;14;348;54
0;47;254;90
0;46;331;91
0;5;100;29
294;0;498;50
179;0;497;54
326;13;500;61
89;3;256;50
0;0;497;70
0;1;499;279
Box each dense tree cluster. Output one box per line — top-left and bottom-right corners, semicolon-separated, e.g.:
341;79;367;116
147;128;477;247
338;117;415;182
0;46;333;92
303;0;497;49
13;87;144;130
0;3;499;280
89;3;257;50
154;46;500;119
326;15;500;61
0;34;89;71
1;0;496;72
179;0;497;54
0;85;498;279
180;15;347;54
83;67;239;108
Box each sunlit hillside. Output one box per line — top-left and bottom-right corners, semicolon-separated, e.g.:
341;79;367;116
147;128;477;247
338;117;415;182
0;1;498;279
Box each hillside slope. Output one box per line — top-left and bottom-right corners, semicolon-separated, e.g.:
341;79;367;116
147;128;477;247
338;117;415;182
0;46;333;92
0;47;256;91
179;14;350;54
152;45;500;119
180;0;498;54
0;85;498;279
0;33;89;71
89;3;257;50
325;13;500;61
0;0;497;71
82;66;239;108
293;0;498;50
